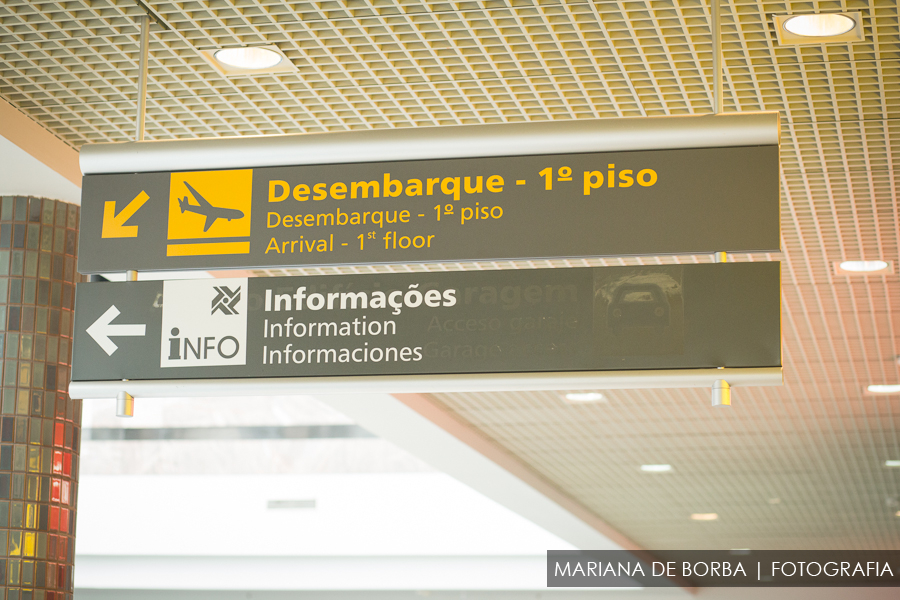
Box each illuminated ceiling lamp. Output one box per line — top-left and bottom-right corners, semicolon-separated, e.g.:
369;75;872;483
867;385;900;395
215;47;283;70
690;513;718;521
564;392;605;402
773;12;865;45
199;44;297;76
784;14;856;37
834;260;892;276
640;464;673;473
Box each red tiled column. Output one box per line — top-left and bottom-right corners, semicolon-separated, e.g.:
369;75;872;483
0;196;81;600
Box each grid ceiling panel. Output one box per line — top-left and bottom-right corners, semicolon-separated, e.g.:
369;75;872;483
2;0;900;550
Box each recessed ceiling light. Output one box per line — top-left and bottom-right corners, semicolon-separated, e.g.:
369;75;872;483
774;12;864;45
199;44;297;76
896;511;900;517
838;260;889;273
868;385;900;395
885;460;900;468
565;392;605;402
691;513;718;521
215;47;282;70
783;14;856;37
640;464;673;473
267;499;316;509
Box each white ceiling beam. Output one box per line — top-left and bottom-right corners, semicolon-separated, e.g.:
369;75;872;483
316;392;646;553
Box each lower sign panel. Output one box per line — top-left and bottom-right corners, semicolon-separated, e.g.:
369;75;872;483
71;263;781;383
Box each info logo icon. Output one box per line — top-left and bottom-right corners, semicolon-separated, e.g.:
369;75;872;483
160;278;249;369
166;169;253;257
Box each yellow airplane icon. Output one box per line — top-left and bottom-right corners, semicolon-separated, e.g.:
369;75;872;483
178;181;246;233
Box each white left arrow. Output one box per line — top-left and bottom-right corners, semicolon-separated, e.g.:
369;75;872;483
86;305;147;356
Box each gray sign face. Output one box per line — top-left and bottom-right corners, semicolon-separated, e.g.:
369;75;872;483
77;145;779;273
71;263;781;382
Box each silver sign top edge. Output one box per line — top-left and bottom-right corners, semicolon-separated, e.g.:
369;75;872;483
80;112;780;176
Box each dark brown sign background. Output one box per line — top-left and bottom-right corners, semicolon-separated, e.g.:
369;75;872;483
72;263;780;382
78;145;779;273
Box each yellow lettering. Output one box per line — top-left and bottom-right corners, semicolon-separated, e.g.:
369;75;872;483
583;171;603;195
441;177;461;201
638;169;657;187
352;181;380;198
330;182;347;200
384;173;402;197
293;184;310;201
406;179;423;196
269;180;289;202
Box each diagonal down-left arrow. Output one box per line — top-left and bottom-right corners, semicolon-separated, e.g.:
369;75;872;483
86;305;147;356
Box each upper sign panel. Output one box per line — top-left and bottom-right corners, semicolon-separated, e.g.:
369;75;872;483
77;115;780;273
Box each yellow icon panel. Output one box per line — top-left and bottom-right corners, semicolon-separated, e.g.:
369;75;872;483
167;169;252;256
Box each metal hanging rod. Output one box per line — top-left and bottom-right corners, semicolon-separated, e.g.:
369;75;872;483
134;0;172;30
712;0;723;114
135;14;149;142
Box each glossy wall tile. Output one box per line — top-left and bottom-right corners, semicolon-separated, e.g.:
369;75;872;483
0;197;81;600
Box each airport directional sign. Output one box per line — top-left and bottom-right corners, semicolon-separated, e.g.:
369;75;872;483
71;262;781;384
77;115;781;273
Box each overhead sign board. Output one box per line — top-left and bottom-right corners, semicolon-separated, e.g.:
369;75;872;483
77;114;780;273
71;262;781;384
